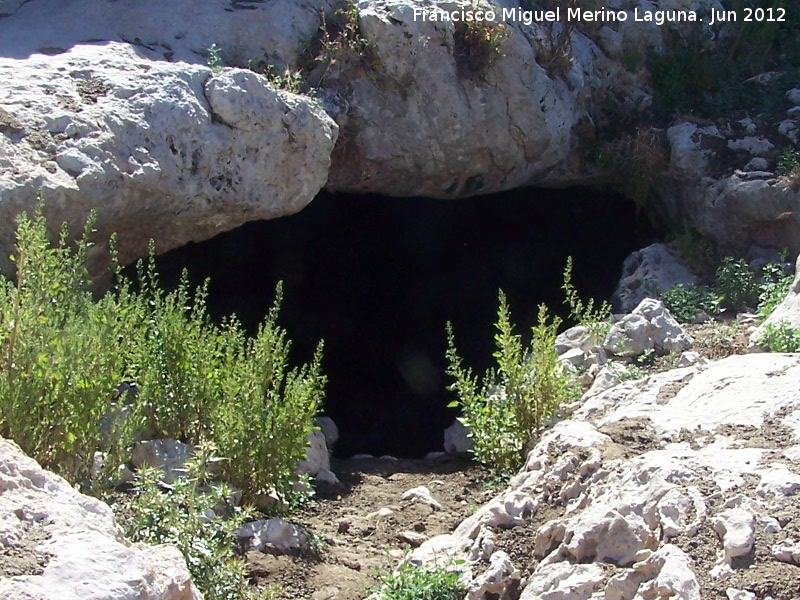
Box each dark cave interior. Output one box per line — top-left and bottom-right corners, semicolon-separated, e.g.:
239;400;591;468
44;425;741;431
147;187;656;458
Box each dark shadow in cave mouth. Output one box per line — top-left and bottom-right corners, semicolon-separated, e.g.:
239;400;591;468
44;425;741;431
147;187;657;459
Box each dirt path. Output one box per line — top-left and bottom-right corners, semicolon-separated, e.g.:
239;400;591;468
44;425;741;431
247;456;492;600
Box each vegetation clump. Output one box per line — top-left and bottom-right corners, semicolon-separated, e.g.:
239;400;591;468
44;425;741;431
120;444;276;600
372;562;467;600
0;206;324;504
446;290;578;475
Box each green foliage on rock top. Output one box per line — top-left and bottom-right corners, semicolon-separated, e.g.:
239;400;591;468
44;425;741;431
446;291;578;475
0;205;324;504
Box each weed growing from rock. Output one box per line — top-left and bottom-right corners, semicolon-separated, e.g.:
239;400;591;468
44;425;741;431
760;320;800;353
446;291;578;475
453;11;507;77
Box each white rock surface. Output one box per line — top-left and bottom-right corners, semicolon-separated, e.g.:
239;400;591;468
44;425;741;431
713;508;755;561
612;243;698;313
604;298;692;357
411;353;800;599
771;538;800;565
521;562;604;600
296;430;331;477
0;437;200;600
0;42;337;275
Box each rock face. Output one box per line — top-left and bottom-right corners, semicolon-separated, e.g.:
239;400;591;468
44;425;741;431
612;244;698;314
0;41;337;275
410;354;800;600
0;437;200;600
1;0;798;267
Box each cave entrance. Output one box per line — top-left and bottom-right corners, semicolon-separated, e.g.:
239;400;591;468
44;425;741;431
151;187;656;458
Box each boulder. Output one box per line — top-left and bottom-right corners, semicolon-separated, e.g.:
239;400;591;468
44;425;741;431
0;437;200;600
0;42;337;276
131;438;195;484
612;244;698;314
235;517;308;554
603;298;692;357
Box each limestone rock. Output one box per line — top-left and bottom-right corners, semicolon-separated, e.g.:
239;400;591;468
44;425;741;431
0;42;337;276
771;538;800;565
612;244;698;313
444;419;473;458
604;298;692;358
315;416;339;449
296;430;331;477
521;562;604;600
0;437;200;600
467;551;520;600
400;485;443;511
411;354;800;599
235;517;308;553
131;438;195;484
713;508;755;561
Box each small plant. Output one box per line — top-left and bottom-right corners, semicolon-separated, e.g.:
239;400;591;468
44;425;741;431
119;443;269;600
263;65;305;93
776;146;800;191
757;258;794;318
207;43;224;73
446;291;578;474
453;9;507;77
760;320;800;353
562;256;612;336
372;562;467;600
660;283;722;323
716;256;760;312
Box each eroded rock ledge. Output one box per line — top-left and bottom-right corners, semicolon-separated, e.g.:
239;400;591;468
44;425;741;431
411;353;800;599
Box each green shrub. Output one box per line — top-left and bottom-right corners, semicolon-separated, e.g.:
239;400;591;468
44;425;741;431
716;256;760;312
446;291;578;475
757;259;794;318
760;320;800;353
0;209;135;483
372;562;466;600
119;444;274;600
660;283;722;323
453;15;507;76
0;207;324;503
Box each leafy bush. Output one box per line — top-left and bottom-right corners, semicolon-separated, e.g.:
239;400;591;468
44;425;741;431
0;210;135;482
446;291;578;474
119;444;274;600
0;207;324;503
760;320;800;353
757;259;794;318
372;563;466;600
715;256;760;312
661;283;722;323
